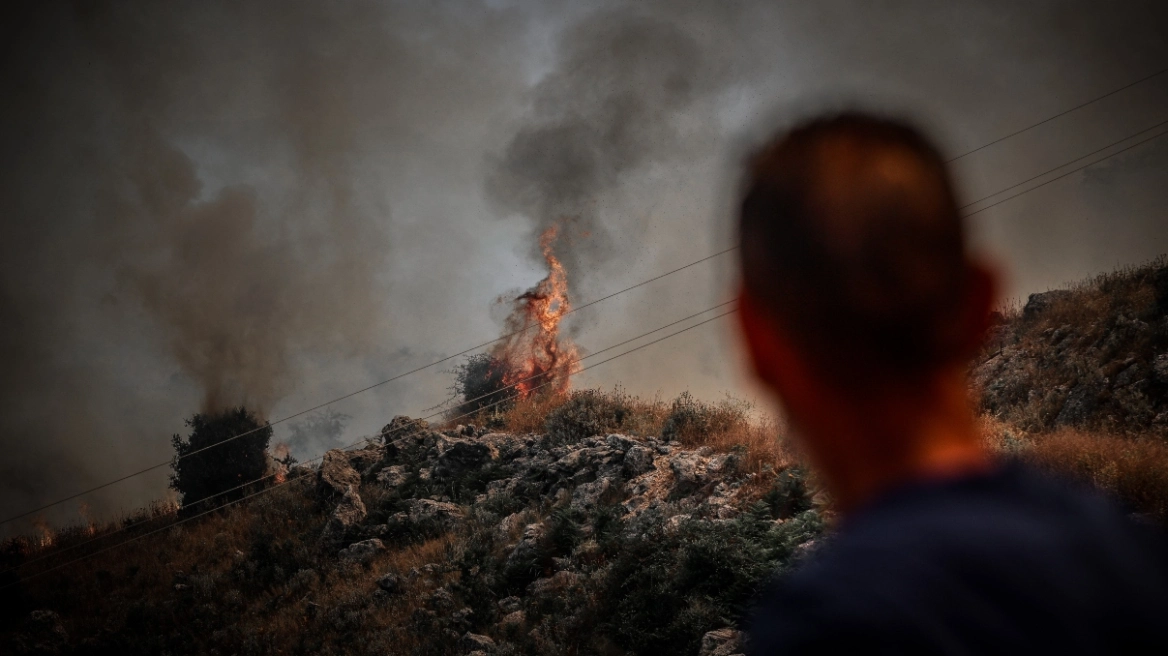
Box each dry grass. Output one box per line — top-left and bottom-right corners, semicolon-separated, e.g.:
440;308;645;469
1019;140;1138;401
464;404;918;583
459;387;803;507
492;392;570;434
485;386;672;437
1025;429;1168;521
686;411;796;475
974;255;1167;436
660;393;797;475
980;416;1168;521
1023;255;1164;331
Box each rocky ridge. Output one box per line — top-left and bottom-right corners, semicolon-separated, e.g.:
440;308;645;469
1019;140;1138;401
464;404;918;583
974;259;1168;435
292;415;820;655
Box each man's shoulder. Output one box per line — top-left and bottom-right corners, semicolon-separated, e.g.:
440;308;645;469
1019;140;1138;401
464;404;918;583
828;463;1146;558
747;465;1168;653
798;464;1162;587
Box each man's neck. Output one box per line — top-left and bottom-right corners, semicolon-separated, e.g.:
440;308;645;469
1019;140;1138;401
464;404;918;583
809;370;992;514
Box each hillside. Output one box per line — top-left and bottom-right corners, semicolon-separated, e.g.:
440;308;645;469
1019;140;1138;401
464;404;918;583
971;257;1168;521
2;392;820;655
5;258;1168;655
974;256;1168;434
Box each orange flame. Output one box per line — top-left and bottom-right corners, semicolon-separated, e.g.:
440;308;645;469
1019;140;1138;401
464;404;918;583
78;501;95;536
272;443;290;484
491;225;579;399
31;516;54;549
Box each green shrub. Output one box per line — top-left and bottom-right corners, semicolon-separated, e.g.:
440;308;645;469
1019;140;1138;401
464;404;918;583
762;467;813;520
170;407;272;512
662;392;750;444
451;353;513;416
598;503;824;654
544;389;634;443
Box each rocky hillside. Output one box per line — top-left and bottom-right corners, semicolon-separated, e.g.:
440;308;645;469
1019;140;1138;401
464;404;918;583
8;258;1168;655
3;392;821;655
974;257;1168;435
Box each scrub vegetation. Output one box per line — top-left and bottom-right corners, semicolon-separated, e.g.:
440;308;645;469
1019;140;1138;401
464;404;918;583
3;258;1167;654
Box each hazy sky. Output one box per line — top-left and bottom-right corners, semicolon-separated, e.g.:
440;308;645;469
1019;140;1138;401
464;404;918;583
2;0;1166;537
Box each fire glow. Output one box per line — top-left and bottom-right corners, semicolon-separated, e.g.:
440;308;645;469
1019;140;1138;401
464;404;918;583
32;517;54;549
490;225;579;399
272;443;291;484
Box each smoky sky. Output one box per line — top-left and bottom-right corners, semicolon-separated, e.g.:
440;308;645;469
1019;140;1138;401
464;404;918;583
2;0;1167;538
485;9;725;288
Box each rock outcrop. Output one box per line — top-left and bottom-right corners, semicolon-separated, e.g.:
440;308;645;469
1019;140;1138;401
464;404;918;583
321;484;367;545
974;260;1168;434
317;449;361;500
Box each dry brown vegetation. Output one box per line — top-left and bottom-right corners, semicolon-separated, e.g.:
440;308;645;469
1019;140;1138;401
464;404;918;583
972;255;1168;521
475;387;797;478
975;255;1168;435
981;416;1168;521
3;387;819;655
6;258;1166;654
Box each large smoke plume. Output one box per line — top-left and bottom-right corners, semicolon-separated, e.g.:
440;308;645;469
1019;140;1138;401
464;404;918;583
115;133;386;414
2;1;1165;539
0;0;531;533
486;9;725;290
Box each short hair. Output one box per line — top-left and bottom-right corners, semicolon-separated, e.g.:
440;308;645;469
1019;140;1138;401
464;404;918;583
738;112;974;383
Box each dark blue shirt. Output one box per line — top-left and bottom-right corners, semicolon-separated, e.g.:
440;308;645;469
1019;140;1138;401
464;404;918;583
748;463;1168;654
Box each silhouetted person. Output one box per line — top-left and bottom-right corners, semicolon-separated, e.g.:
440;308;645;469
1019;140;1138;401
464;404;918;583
736;113;1168;654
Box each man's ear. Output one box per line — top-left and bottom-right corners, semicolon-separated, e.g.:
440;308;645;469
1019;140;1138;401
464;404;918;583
956;260;998;359
737;289;823;429
737;288;798;392
736;288;771;385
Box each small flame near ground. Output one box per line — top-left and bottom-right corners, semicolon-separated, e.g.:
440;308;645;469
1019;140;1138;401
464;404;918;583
272;443;291;484
78;501;95;536
32;516;54;549
490;225;579;399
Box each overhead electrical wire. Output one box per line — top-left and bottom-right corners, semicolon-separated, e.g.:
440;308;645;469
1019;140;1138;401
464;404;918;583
6;61;1165;529
945;65;1168;163
3;306;738;587
0;248;736;527
960;119;1168;216
2;300;736;576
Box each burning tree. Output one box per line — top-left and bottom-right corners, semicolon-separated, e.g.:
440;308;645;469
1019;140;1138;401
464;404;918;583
454;226;579;415
170;407;272;513
452;353;512;415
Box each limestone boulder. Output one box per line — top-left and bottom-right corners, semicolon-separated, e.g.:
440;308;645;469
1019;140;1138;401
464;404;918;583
699;628;743;656
318;449;361;501
321;485;366;545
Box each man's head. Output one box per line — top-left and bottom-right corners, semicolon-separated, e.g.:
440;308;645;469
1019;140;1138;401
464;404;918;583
736;112;996;505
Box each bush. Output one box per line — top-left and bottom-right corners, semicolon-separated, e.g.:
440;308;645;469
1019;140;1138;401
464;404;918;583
1024;429;1168;521
598;504;824;654
451;353;514;416
544;389;635;443
762;467;813;520
170;407;272;512
662;392;751;445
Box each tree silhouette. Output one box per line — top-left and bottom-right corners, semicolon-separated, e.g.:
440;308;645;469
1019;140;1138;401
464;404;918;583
170;406;272;512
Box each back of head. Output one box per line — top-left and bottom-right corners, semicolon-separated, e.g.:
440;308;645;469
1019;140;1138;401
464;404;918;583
738;112;976;386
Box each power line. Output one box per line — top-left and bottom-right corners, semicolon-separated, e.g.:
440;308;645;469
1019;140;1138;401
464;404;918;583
8;63;1167;528
3;301;736;577
0;247;736;527
946;65;1168;163
13;95;1168;584
961;118;1168;216
3;306;737;588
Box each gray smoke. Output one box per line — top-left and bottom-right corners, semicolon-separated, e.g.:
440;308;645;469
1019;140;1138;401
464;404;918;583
485;9;727;290
285;409;351;460
2;0;1166;540
0;0;531;534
